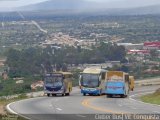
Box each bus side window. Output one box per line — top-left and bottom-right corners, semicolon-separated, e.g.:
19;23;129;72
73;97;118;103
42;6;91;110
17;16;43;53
125;75;129;82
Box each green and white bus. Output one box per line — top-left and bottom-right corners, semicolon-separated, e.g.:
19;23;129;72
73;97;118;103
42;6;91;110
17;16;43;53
79;68;107;96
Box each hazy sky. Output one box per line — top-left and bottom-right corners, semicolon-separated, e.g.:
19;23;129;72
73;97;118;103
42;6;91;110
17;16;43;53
1;0;160;11
0;0;47;10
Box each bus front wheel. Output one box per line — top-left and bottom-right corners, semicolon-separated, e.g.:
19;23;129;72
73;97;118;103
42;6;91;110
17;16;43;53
121;94;126;98
65;93;70;96
98;90;102;96
47;93;50;97
106;94;112;98
83;93;86;96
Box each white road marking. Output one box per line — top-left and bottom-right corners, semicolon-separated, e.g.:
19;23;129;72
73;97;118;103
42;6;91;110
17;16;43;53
76;114;86;118
6;102;31;120
6;102;18;115
56;108;62;111
118;104;123;107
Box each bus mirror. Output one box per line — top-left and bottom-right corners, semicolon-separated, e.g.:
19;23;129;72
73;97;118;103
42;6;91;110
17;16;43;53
79;75;82;80
79;75;82;86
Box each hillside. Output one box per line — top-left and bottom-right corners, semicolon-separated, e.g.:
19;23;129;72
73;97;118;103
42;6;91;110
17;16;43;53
17;0;94;12
16;0;160;15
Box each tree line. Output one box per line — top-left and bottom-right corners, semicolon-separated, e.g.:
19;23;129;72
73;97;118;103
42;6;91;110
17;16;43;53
6;42;126;77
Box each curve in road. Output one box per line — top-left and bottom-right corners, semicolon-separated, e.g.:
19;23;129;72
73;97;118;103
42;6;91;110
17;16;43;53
7;85;160;120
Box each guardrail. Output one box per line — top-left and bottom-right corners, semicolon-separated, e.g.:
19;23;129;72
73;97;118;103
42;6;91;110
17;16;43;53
135;78;160;86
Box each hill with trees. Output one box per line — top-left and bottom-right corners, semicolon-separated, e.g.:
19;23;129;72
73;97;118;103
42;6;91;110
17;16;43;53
6;42;126;77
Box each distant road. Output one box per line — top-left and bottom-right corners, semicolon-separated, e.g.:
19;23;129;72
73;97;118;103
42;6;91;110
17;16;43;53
17;11;25;20
16;11;48;34
7;85;160;120
31;20;48;34
1;22;4;28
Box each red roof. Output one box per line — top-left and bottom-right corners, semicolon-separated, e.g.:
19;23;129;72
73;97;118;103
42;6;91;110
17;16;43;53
128;50;150;54
144;42;160;47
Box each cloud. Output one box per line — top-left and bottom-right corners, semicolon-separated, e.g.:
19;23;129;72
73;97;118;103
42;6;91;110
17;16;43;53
0;0;19;2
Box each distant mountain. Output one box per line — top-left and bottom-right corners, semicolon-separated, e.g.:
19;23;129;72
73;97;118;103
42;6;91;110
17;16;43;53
17;0;160;15
17;0;95;12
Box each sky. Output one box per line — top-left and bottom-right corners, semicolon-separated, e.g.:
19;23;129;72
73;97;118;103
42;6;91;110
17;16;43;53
0;0;47;10
1;0;160;11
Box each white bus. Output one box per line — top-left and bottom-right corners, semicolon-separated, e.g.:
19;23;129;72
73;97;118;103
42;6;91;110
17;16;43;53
79;68;107;96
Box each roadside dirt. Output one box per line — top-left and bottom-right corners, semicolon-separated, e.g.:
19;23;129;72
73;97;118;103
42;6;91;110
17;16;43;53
0;105;6;115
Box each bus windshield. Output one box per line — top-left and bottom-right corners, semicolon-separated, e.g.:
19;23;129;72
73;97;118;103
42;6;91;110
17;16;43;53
82;74;99;88
45;76;63;87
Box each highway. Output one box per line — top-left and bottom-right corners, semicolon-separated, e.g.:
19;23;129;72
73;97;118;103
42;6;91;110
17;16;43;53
31;20;48;34
7;85;160;120
1;22;4;28
16;11;48;34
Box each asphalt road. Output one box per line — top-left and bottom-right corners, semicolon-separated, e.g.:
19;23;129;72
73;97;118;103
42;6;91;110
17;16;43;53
7;85;160;120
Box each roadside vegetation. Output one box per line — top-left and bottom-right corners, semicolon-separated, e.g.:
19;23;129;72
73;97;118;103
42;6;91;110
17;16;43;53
141;88;160;105
0;76;41;96
0;94;27;117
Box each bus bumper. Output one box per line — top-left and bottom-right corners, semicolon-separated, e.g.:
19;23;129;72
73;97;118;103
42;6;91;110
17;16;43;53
44;90;64;94
81;88;100;95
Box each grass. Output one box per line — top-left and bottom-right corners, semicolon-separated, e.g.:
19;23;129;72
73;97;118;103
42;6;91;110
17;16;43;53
0;94;28;120
0;94;28;106
0;114;26;120
0;76;42;96
141;89;160;105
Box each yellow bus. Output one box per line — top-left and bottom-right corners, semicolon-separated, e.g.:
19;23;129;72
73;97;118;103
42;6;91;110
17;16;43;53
129;76;135;91
44;72;73;97
79;68;107;96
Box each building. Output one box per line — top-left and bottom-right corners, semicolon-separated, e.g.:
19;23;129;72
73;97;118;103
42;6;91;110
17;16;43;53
0;59;5;67
31;81;44;90
2;71;8;80
117;43;143;50
127;49;150;55
143;41;160;50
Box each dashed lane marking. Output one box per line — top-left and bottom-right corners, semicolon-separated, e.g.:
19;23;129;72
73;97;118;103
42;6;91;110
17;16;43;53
56;108;62;111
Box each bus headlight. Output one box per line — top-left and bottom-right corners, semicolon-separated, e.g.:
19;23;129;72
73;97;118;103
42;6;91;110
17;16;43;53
94;88;98;91
60;86;64;90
